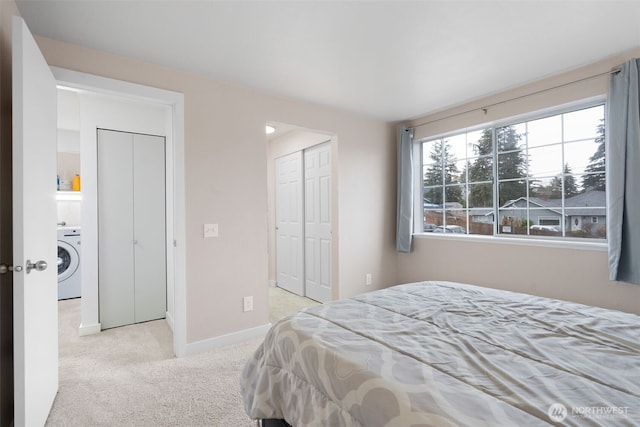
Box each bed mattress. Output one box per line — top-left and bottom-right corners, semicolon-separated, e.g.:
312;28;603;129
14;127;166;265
241;281;640;426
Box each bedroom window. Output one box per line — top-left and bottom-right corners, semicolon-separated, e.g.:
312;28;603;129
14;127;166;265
419;103;606;240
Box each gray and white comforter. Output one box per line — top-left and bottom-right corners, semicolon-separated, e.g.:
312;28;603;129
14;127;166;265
241;281;640;426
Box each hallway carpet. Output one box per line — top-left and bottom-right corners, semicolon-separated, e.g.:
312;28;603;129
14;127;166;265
46;299;260;426
48;288;319;426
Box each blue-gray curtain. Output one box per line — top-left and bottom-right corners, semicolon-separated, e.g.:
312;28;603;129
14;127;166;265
396;126;414;253
607;58;640;285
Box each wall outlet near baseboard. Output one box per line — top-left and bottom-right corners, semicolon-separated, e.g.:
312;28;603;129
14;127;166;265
243;296;254;312
365;273;372;286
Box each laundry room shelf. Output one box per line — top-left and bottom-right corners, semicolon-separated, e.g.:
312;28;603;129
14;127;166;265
56;191;82;201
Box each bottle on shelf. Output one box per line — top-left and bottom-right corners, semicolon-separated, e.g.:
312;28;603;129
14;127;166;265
72;174;81;192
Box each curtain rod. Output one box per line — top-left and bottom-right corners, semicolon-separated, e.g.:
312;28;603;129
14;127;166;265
411;66;622;130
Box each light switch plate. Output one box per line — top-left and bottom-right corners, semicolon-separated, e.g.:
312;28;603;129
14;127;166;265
204;223;219;238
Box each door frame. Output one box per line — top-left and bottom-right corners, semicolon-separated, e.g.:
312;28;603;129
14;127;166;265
272;137;333;303
51;67;187;357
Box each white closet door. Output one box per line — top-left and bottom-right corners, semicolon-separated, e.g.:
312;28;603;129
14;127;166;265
304;143;331;303
133;134;167;323
98;129;166;329
98;130;135;329
275;151;304;296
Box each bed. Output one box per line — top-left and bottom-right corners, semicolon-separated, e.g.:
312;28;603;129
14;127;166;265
241;281;640;426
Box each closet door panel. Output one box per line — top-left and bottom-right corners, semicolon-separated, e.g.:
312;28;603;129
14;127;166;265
304;142;331;303
275;152;304;296
133;134;167;323
97;130;135;329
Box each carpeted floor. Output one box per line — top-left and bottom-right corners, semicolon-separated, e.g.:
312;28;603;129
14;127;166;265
268;286;320;324
46;287;318;426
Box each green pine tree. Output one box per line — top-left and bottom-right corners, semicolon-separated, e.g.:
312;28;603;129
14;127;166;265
496;126;527;205
468;128;493;207
548;175;563;199
423;139;462;205
582;119;605;191
563;163;579;198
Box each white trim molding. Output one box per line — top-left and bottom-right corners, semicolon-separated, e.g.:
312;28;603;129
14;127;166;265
78;323;101;336
185;324;271;356
165;311;174;332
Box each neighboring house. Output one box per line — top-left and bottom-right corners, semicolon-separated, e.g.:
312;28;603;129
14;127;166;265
498;190;606;237
424;190;606;238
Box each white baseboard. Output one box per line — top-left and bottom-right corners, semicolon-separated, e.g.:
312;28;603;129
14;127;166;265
268;280;277;288
185;323;271;356
165;311;174;332
78;322;101;336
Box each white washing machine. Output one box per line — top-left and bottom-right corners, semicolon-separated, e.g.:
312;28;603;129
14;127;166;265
58;227;81;300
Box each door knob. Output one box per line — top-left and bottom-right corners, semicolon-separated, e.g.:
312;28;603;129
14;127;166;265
0;264;23;274
26;259;47;274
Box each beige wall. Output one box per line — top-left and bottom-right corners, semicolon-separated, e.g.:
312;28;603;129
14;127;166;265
401;48;640;316
34;36;397;343
398;237;640;313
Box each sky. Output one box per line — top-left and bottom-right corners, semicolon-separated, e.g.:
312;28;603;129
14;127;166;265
422;104;604;189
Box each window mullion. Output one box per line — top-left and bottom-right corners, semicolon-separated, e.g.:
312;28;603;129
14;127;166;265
441;139;446;226
525;121;531;236
560;113;566;237
492;126;499;236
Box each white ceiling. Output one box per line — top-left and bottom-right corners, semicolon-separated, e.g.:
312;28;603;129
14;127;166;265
16;1;640;122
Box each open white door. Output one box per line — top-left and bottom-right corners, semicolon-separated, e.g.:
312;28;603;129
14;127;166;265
12;16;58;426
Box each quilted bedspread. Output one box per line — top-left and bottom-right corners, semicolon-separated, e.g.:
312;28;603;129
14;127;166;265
241;281;640;426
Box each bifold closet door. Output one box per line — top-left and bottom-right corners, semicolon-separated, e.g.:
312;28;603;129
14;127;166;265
98;130;135;328
133;134;167;323
98;129;166;329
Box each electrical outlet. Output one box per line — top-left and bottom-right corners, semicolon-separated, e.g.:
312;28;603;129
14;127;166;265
203;223;218;238
366;273;372;286
243;296;254;312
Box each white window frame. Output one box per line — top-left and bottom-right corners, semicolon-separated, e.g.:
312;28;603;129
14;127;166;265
413;97;607;247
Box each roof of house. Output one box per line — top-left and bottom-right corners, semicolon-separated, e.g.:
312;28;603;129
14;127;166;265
427;190;606;217
500;190;606;217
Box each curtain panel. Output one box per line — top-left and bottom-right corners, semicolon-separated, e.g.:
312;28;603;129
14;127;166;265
607;58;640;285
396;127;414;253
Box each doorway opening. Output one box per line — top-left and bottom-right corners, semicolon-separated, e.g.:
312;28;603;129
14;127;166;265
53;67;186;357
266;121;337;322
